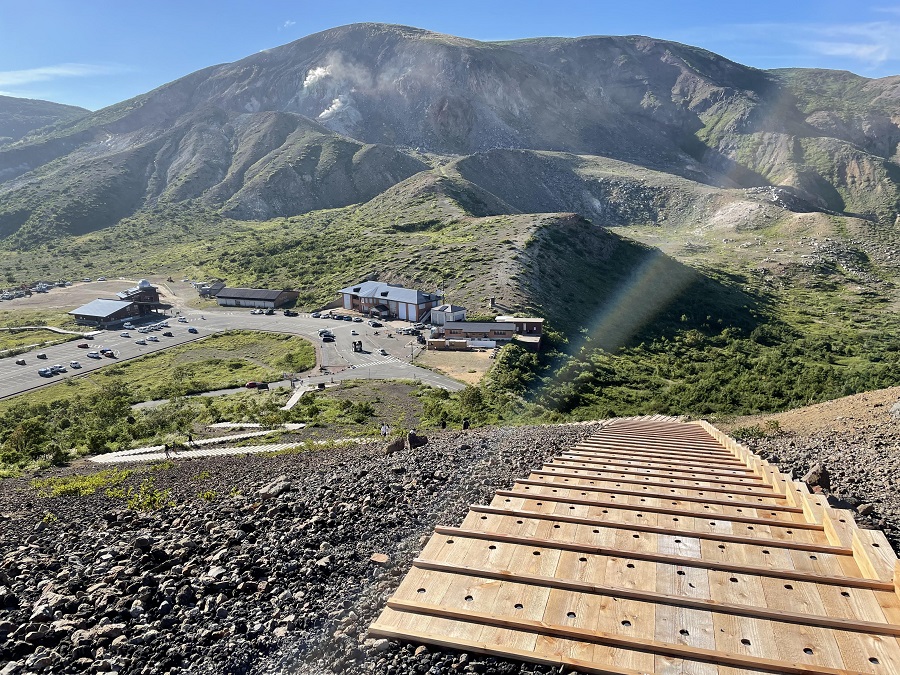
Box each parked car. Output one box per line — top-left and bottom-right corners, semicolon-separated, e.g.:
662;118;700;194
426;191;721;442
69;360;81;369
147;335;159;342
311;312;321;318
87;351;101;359
77;343;89;348
162;331;174;337
283;310;298;317
120;332;130;338
257;382;269;390
322;335;335;343
82;277;92;282
135;339;147;345
367;320;382;327
350;330;359;335
38;367;52;377
378;348;388;356
177;317;188;323
264;309;275;315
123;322;135;329
245;381;258;388
353;317;363;323
250;309;264;315
97;276;107;281
15;358;25;365
188;327;198;334
50;364;66;373
103;351;116;358
36;352;48;359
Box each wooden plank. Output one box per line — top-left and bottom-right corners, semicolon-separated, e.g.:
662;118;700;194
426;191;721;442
557;453;757;477
370;611;654;675
469;505;848;555
572;444;739;460
543;462;773;490
500;487;822;530
519;477;803;514
567;447;749;467
411;558;900;636
434;527;892;590
384;599;870;675
526;473;795;508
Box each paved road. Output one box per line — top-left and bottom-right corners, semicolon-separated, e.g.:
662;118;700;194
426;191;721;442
0;309;463;401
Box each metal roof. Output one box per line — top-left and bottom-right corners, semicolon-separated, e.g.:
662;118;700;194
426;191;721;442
433;304;467;313
339;281;436;305
68;299;133;318
215;287;289;301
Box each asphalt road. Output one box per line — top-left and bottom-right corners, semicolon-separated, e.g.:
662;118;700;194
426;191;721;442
0;309;463;401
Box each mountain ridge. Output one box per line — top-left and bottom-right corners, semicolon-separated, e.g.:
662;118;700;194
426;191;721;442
0;22;897;249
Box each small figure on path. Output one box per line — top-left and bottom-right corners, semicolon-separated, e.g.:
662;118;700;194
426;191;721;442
462;419;470;430
163;443;171;459
440;419;447;430
187;433;193;446
380;423;389;438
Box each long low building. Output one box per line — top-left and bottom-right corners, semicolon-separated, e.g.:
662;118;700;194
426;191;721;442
214;288;299;309
443;321;517;340
69;299;139;327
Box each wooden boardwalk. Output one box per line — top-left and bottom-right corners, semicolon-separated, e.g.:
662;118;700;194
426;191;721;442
370;417;900;674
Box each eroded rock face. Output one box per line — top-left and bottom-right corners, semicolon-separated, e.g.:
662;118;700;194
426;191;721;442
0;423;599;674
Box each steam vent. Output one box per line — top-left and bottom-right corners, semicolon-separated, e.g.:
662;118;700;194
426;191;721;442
370;417;900;674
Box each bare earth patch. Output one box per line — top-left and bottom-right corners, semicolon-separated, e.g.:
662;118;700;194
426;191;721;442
414;348;493;385
718;386;900;436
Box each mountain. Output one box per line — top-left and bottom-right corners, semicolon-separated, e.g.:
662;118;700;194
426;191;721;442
1;23;898;248
0;95;88;147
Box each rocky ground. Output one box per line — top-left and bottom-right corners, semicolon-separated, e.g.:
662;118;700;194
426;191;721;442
0;423;601;675
4;390;900;675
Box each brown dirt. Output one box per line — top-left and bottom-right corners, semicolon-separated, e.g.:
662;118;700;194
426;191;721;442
414;348;494;385
718;386;900;436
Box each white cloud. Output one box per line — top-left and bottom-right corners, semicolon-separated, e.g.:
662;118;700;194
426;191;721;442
0;63;124;88
800;21;898;66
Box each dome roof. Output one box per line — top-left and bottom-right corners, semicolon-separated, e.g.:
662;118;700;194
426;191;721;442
138;279;152;288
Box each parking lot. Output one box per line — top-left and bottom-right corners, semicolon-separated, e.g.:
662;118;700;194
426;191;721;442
0;307;463;401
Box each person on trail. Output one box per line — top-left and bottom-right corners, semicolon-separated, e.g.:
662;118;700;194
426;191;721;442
462;419;470;430
163;443;171;459
380;423;389;438
187;433;193;446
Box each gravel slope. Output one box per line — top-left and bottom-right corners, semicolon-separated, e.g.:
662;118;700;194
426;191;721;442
0;424;599;675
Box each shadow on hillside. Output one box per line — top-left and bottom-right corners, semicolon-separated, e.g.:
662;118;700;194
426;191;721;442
521;216;766;350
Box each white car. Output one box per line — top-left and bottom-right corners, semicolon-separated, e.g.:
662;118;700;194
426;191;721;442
350;330;359;335
378;348;388;356
123;322;135;329
135;339;147;345
69;360;82;369
97;277;107;281
87;351;101;359
146;335;159;342
120;332;130;338
177;317;188;323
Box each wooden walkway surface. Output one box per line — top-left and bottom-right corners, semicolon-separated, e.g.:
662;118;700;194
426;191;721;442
370;417;900;674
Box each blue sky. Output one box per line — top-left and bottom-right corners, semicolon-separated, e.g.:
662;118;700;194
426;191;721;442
2;1;900;110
